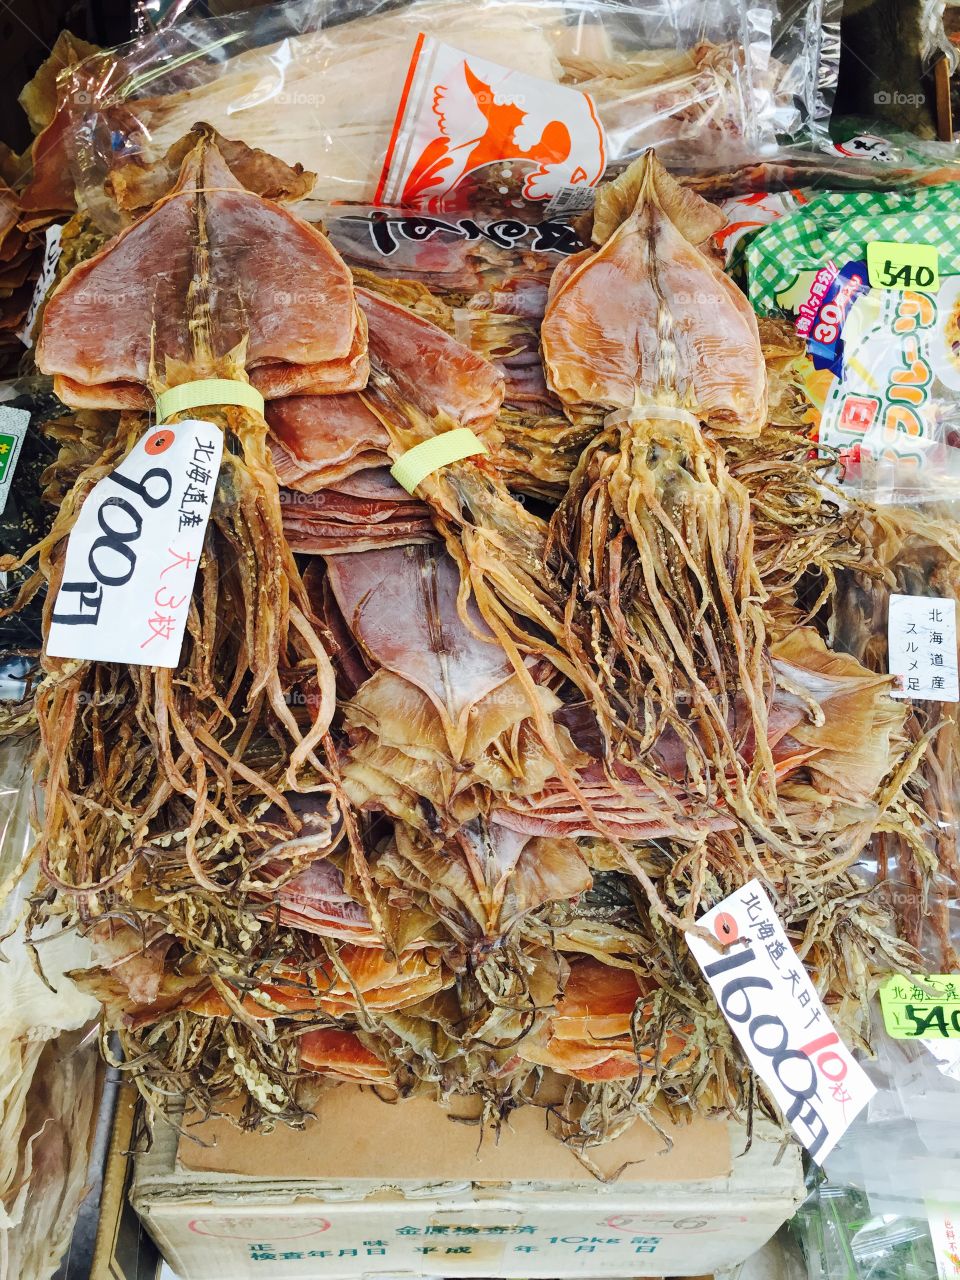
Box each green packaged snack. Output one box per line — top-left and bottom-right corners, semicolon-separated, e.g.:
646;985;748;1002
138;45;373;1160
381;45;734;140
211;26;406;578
746;186;960;497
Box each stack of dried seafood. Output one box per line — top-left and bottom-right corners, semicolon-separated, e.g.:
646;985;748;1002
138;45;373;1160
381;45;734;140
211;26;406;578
1;122;953;1156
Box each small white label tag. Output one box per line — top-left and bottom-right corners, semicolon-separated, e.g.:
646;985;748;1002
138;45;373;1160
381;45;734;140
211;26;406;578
0;405;29;517
46;419;222;667
544;183;597;217
926;1201;960;1279
17;223;62;347
888;593;959;701
686;879;875;1164
377;35;605;209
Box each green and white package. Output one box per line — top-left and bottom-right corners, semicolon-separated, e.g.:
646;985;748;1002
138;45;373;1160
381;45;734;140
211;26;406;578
746;185;960;497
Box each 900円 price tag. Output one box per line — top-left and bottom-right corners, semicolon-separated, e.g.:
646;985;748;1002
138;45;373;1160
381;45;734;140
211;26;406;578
46;419;222;668
687;879;875;1163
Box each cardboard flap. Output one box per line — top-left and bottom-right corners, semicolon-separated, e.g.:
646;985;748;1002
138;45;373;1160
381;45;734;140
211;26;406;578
176;1089;731;1185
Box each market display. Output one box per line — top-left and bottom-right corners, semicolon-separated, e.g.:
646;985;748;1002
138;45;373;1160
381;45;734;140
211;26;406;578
0;11;958;1267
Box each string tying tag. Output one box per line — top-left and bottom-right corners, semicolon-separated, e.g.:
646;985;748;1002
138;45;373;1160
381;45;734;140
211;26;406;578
390;428;487;494
155;379;265;422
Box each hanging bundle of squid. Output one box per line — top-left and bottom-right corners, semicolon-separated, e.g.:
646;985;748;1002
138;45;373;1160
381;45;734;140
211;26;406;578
0;130;387;1116
538;154;788;849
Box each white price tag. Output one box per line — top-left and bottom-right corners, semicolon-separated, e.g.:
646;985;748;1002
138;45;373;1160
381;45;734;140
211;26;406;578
888;593;958;701
17;223;62;347
926;1201;960;1279
687;879;875;1164
46;419;222;667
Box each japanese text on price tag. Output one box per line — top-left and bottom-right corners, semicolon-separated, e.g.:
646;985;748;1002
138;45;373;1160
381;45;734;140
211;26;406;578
687;879;875;1163
888;594;959;701
46;419;222;667
880;974;960;1039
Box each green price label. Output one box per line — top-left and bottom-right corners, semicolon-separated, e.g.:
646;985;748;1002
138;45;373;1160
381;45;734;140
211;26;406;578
880;973;960;1038
866;240;940;292
0;433;15;484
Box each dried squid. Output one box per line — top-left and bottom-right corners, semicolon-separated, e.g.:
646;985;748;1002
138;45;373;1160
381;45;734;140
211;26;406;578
1;132;383;1118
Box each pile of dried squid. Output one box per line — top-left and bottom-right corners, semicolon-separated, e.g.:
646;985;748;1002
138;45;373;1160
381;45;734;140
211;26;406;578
1;125;955;1153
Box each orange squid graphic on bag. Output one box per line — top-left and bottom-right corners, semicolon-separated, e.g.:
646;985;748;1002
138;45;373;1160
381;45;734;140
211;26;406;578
378;36;606;210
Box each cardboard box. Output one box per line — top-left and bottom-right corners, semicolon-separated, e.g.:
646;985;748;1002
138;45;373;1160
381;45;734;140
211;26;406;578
132;1089;804;1279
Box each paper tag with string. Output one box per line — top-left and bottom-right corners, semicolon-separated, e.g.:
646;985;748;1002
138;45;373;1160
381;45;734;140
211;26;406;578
47;420;222;667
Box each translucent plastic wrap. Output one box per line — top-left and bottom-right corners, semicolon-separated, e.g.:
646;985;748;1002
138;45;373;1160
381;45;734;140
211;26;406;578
746;185;960;502
828;499;960;975
793;1183;940;1280
59;0;841;231
0;735;100;1280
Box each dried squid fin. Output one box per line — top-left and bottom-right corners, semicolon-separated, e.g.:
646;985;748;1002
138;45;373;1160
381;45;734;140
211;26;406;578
324;542;514;752
541;151;765;433
771;627;908;803
587;151;725;248
358;287;504;434
298;1029;394;1084
38;133;364;401
267;392;391;491
107;123;317;214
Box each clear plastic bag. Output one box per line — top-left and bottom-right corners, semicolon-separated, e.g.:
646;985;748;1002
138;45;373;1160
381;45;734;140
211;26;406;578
743;184;960;504
60;0;841;232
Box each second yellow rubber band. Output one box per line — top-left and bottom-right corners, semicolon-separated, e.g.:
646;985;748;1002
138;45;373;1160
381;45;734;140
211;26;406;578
390;428;488;494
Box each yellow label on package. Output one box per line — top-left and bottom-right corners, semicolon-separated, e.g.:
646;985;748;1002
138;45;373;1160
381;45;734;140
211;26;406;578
879;974;960;1038
866;240;940;292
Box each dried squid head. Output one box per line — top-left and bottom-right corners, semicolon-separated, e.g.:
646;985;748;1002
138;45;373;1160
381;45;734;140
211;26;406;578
541;152;766;434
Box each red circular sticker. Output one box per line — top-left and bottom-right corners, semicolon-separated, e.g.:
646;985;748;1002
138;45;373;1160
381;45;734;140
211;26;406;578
714;911;739;944
145;429;175;455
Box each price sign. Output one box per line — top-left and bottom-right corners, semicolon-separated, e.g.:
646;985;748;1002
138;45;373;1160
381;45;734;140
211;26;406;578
0;406;28;517
866;240;940;292
687;879;875;1163
880;974;960;1039
46;419;222;667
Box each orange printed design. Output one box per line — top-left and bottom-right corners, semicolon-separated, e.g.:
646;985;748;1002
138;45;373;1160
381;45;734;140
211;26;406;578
378;36;605;211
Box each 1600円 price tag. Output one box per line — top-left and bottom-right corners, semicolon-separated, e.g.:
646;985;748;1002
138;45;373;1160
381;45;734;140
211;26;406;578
687;879;875;1163
46;419;222;668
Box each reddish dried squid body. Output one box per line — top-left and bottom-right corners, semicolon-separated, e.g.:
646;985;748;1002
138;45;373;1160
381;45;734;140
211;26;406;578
25;131;365;909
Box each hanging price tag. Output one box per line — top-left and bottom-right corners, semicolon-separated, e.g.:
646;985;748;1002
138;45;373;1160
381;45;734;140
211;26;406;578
687;879;875;1163
879;974;960;1039
888;594;959;702
866;240;940;292
46;419;222;667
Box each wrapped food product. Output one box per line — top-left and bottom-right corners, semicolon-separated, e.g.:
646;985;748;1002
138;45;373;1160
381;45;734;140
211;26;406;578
0;735;100;1280
2;5;959;1169
746;184;960;500
58;0;841;232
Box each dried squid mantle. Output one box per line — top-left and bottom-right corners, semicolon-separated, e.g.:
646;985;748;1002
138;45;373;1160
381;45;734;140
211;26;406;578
0;133;944;1149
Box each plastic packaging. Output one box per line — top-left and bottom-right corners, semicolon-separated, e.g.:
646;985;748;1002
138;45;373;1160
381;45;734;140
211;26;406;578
745;184;960;501
793;1184;939;1280
61;0;841;231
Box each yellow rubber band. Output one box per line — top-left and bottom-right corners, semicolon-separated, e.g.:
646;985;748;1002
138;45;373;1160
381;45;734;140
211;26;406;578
155;378;265;422
390;428;487;494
